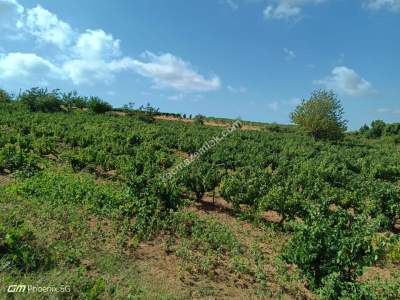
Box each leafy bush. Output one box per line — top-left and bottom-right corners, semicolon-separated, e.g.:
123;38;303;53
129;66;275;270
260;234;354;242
368;120;386;138
284;204;384;297
18;88;63;112
10;170;132;216
0;144;40;175
87;97;112;114
193;114;206;125
0;88;12;103
62;91;88;111
220;167;270;209
360;120;400;139
180;162;222;202
0;216;51;272
290;90;347;140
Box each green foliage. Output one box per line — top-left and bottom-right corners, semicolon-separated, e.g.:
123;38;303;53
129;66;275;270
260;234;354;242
1;87;400;298
169;211;242;255
0;88;12;103
18;87;64;112
319;273;400;300
62;90;88;111
290;90;347;140
9;170;133;216
0;143;40;175
284;204;385;297
220;166;270;209
369;120;386;138
193;114;206;125
359;120;400;140
0;215;51;272
87;96;112;114
180;162;223;201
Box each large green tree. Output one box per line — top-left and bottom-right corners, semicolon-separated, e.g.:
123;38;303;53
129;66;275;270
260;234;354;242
0;88;12;103
290;90;347;140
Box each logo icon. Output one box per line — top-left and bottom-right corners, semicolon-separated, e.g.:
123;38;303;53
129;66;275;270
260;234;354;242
7;285;27;293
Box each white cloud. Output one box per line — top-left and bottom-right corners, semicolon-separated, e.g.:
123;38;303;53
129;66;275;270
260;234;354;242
131;51;221;92
73;29;121;59
0;1;221;91
283;48;296;60
62;60;113;85
377;108;400;114
313;66;373;96
62;29;124;84
263;0;326;20
227;85;247;93
167;94;185;101
223;0;239;10
24;5;74;49
0;0;23;29
265;98;301;112
365;0;400;12
0;52;62;80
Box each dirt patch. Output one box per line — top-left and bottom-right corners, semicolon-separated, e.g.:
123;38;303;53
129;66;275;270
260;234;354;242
133;236;189;297
261;210;283;224
154;115;262;131
175;150;190;159
359;266;393;283
0;174;12;186
155;115;192;124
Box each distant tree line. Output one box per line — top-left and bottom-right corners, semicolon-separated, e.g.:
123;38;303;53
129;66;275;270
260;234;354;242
358;120;400;139
2;87;398;143
0;87;112;114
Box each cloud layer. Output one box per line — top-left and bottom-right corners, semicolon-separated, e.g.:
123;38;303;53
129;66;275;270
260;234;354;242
263;0;326;20
262;1;400;21
314;66;373;96
0;0;220;92
366;0;400;12
0;52;62;80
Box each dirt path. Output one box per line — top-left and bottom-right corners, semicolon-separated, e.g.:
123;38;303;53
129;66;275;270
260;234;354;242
154;115;262;131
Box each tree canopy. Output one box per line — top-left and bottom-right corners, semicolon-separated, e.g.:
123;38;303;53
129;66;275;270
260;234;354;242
290;90;347;140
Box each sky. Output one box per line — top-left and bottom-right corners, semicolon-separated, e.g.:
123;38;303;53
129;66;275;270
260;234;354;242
0;0;399;129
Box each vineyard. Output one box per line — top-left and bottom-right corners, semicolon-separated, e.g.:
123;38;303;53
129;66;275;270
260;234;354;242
1;89;400;299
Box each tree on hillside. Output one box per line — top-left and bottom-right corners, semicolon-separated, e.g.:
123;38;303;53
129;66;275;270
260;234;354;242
18;88;63;112
290;90;347;140
0;89;12;103
368;120;386;138
87;97;112;114
193;114;205;125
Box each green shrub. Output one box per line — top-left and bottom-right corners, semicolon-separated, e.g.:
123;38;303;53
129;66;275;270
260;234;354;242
0;217;51;272
0;88;12;103
368;120;386;138
19;87;63;112
283;204;384;296
87;97;112;114
0;144;40;174
193;114;206;125
220;167;270;209
62;90;88;111
180;162;222;202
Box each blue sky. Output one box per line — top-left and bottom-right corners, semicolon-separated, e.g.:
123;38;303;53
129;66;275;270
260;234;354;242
0;0;399;129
